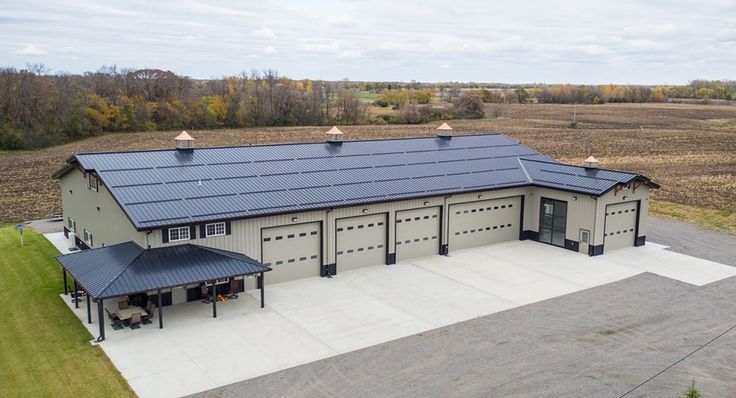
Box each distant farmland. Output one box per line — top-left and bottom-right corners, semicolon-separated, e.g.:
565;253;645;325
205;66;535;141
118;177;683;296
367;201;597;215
1;103;734;229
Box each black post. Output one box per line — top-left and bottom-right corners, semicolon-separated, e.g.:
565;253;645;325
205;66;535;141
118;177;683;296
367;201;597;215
212;281;217;318
97;300;105;342
63;268;68;295
157;290;163;329
86;293;92;324
259;272;264;309
73;280;79;308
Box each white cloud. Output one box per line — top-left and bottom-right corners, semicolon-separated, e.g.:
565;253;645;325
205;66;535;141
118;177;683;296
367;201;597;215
15;46;47;55
338;50;361;59
262;46;277;55
327;15;355;27
252;26;275;40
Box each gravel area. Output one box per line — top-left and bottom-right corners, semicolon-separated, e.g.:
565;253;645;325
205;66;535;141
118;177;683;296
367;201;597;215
193;217;736;398
648;216;736;267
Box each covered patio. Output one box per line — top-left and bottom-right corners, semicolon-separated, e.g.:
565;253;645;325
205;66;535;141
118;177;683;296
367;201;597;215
56;242;271;341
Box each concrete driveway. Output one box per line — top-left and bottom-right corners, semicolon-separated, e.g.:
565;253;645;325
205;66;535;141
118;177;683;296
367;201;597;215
59;240;736;398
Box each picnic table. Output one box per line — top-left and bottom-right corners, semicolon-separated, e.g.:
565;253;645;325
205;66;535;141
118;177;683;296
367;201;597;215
116;306;147;320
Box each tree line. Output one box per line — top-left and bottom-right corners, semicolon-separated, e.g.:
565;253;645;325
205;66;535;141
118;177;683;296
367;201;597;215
0;65;367;149
0;64;732;150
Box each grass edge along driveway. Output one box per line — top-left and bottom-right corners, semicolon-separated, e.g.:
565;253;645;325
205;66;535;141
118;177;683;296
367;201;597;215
0;226;134;397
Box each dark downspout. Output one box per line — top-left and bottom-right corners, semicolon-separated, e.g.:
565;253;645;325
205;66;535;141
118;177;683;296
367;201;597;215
158;290;163;329
74;280;79;308
212;281;217;318
260;272;265;309
97;300;105;342
86;293;92;324
63;268;68;295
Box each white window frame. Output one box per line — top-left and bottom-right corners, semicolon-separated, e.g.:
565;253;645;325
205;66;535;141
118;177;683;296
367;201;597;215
168;226;190;242
88;174;98;192
83;229;93;245
205;278;230;286
205;222;226;237
68;217;75;232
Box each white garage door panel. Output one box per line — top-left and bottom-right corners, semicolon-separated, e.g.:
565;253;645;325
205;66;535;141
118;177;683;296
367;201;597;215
449;196;521;251
604;202;637;252
262;223;321;284
336;214;387;271
396;207;441;262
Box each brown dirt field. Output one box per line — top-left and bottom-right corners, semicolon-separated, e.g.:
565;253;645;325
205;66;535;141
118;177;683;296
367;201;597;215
1;103;734;224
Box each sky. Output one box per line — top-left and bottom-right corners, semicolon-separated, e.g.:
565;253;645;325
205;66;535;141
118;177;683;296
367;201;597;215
1;0;734;84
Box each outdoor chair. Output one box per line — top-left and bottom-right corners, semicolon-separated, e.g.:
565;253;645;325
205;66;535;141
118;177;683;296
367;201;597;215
201;284;212;303
105;308;124;330
143;304;155;325
118;301;129;310
229;279;239;299
129;312;142;329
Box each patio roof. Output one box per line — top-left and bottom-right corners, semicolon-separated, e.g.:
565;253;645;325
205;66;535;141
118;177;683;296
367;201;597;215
56;241;271;299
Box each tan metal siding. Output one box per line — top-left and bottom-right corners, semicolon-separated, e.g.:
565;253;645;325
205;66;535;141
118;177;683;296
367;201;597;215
528;187;597;249
59;169;145;248
594;185;650;246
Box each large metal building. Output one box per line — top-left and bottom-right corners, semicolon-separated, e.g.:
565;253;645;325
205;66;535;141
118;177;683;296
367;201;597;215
54;128;659;292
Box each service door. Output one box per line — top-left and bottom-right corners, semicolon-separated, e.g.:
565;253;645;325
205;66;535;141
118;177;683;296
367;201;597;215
604;202;638;252
449;196;521;251
336;214;387;272
395;207;441;262
262;222;321;284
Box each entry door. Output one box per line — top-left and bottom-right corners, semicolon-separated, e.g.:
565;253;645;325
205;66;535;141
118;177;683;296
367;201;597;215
262;222;322;284
539;198;567;247
336;214;387;271
395;206;441;262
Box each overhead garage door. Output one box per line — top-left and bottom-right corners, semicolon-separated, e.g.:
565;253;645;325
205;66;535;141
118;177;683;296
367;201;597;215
262;222;321;284
336;214;387;271
604;202;637;252
449;196;521;251
395;207;441;262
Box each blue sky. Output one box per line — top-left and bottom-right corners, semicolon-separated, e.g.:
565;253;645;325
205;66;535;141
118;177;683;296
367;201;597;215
1;0;734;83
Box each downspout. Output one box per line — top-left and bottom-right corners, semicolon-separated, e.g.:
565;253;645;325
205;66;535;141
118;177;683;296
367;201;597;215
442;195;451;255
325;209;333;277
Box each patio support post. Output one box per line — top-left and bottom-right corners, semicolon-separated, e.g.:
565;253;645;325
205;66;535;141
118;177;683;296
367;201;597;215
212;281;217;318
97;300;105;342
63;268;68;295
157;290;163;329
259;272;264;309
86;292;92;324
73;280;79;308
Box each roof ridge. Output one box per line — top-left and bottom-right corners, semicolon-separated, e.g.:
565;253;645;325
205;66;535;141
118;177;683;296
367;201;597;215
70;132;505;158
97;242;146;298
516;157;533;183
520;157;639;176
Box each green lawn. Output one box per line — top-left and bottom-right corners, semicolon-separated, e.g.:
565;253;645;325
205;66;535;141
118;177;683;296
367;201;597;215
0;226;134;397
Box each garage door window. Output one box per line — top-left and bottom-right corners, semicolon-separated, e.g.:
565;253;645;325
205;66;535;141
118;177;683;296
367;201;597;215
539;198;567;247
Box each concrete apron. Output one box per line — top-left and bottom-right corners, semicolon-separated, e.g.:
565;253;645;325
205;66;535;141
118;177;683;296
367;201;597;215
57;240;736;398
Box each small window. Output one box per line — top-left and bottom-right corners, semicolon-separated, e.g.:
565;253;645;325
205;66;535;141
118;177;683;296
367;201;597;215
275;236;283;240
431;215;437;218
288;259;295;263
368;246;374;250
83;229;93;245
347;226;354;230
88;174;98;192
337;227;344;232
424;215;429;219
357;247;364;252
508;204;513;208
377;244;383;248
396;241;402;245
287;234;295;239
299;257;307;261
275;260;283;265
263;237;271;242
299;232;307;237
310;255;318;259
67;217;75;232
377;222;384;226
168;226;190;242
414;217;420;221
310;231;318;235
205;222;226;237
368;223;374;227
347;249;354;253
397;219;402;223
357;225;364;229
337;251;344;255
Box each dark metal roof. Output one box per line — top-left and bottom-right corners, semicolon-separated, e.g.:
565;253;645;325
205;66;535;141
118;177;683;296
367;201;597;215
518;158;656;195
56;242;270;299
56;134;657;229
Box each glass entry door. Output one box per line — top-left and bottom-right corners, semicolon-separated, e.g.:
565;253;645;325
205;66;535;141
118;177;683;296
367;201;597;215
539;198;567;247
